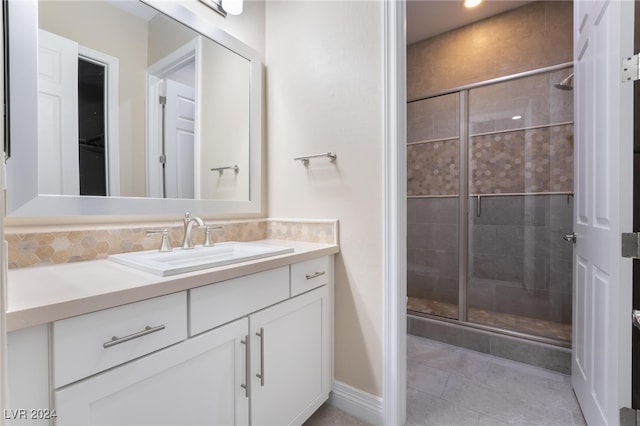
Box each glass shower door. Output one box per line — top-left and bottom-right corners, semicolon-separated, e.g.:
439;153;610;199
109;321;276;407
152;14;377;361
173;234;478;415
466;69;574;342
407;93;460;320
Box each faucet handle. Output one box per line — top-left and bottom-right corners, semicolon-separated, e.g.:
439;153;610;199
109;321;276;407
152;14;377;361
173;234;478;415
146;229;172;252
183;212;191;225
203;225;223;247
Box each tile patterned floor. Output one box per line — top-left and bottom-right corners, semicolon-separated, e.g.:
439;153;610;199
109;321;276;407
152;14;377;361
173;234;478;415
306;336;586;426
408;297;572;342
406;335;585;426
303;403;370;425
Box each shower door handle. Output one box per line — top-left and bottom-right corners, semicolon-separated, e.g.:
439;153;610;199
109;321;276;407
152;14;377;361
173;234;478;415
563;232;576;243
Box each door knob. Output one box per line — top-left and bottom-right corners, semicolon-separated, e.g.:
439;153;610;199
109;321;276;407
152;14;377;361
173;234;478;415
633;310;640;331
563;232;576;243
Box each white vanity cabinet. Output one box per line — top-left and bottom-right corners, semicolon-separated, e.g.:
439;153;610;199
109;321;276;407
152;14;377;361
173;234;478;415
189;261;332;426
6;254;333;426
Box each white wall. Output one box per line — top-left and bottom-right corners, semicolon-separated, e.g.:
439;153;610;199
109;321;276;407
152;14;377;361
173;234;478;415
178;0;265;60
265;1;384;396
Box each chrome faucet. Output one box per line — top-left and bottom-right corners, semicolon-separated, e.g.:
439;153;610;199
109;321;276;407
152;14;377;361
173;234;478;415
181;212;205;249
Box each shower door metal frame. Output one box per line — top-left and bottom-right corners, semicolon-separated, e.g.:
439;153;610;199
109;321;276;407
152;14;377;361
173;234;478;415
457;90;469;322
408;61;575;349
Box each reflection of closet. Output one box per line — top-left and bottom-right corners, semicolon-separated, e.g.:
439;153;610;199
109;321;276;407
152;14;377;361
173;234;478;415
78;58;106;196
37;29;119;197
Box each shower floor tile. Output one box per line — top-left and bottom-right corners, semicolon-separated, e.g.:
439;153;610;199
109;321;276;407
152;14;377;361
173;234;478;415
407;335;586;426
408;297;572;342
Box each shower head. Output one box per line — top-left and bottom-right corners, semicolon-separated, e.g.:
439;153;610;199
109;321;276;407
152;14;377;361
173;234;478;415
554;73;574;91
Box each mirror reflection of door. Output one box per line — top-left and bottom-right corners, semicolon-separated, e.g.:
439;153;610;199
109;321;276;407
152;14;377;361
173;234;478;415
164;78;195;199
146;39;198;199
37;29;119;196
37;29;79;196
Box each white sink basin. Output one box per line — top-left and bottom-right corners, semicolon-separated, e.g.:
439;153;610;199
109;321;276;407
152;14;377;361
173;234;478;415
108;242;294;276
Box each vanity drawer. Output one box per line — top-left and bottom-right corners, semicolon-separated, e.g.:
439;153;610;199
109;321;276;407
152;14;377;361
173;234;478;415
53;292;187;388
190;266;289;336
291;256;330;296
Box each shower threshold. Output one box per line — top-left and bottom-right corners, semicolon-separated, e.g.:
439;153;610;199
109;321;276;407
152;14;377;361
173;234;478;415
408;296;572;342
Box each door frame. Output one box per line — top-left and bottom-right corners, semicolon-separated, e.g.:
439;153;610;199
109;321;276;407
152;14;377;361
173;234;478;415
382;0;407;425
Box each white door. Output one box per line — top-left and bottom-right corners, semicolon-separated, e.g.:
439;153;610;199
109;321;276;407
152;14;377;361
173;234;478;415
164;79;195;199
37;29;79;196
572;1;634;424
250;286;330;426
55;318;249;426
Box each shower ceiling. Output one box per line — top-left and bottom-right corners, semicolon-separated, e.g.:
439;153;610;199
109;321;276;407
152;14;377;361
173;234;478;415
406;0;536;44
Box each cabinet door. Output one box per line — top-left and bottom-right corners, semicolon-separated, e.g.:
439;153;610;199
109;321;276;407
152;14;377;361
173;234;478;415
56;318;249;426
250;286;330;426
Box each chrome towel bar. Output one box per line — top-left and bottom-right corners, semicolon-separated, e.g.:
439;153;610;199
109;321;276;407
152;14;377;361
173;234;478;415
210;165;239;174
294;152;337;164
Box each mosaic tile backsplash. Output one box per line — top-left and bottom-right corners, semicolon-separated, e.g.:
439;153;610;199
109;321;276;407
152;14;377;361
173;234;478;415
7;219;337;269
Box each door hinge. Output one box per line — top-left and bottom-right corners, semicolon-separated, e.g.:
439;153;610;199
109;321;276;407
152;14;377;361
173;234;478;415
622;54;640;82
158;154;166;164
159;96;167;105
622;232;640;258
620;407;640;426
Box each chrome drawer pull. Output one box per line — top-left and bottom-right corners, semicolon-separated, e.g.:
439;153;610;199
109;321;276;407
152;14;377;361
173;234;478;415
241;336;250;397
103;324;166;348
305;271;326;280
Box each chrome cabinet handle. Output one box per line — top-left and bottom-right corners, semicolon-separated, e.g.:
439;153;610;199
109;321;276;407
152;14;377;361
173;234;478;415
103;324;166;348
255;327;265;386
305;271;326;280
240;336;249;397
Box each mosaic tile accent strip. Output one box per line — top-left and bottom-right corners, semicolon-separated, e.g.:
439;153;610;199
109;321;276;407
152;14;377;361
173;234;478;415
407;125;573;197
267;220;337;245
7;219;339;269
408;139;459;196
470;124;573;194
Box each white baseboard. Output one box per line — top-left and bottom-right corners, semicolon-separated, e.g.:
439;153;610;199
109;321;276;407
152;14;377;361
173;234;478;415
328;380;384;425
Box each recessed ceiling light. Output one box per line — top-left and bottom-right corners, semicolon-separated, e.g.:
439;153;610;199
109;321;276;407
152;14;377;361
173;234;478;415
464;0;482;8
512;115;522;120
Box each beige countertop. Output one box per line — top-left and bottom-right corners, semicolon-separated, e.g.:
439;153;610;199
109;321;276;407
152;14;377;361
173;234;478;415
7;239;339;332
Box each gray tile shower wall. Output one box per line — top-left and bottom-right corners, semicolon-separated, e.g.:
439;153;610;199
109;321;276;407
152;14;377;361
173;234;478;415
408;194;573;328
469;195;573;325
408;197;459;308
407;1;573;100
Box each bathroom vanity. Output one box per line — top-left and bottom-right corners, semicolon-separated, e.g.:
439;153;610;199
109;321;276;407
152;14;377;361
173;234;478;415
6;240;337;425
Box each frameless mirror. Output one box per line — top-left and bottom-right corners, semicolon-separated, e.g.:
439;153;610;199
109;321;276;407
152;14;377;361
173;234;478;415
5;0;263;217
